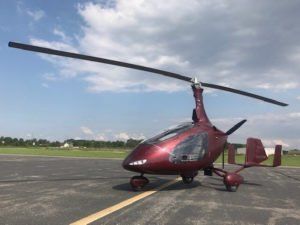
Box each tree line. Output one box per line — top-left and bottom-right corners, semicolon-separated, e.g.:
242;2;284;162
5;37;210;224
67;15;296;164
0;136;143;149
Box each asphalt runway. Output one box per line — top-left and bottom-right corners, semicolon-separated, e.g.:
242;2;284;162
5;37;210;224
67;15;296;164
0;155;299;225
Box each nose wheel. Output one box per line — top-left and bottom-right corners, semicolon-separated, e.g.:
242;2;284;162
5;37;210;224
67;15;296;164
181;175;194;184
130;175;149;191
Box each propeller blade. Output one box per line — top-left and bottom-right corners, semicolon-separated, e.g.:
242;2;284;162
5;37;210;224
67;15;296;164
8;41;192;83
226;119;247;135
200;82;288;106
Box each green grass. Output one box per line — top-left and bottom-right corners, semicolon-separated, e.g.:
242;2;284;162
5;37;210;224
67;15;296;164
0;148;299;167
216;154;300;167
0;147;129;158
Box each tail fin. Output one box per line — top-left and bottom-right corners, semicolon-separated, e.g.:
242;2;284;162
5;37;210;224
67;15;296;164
273;145;282;167
245;138;268;164
228;144;236;164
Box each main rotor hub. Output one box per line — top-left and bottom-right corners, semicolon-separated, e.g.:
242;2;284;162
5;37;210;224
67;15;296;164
191;77;202;89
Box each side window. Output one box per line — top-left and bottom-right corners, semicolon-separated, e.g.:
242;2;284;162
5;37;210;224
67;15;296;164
169;132;208;163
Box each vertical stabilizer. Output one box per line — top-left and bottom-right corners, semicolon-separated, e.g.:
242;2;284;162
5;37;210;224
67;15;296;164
245;138;268;164
273;145;282;167
228;144;236;164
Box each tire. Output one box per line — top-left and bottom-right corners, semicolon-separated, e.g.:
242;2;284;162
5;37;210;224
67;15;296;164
182;176;194;184
130;176;149;191
226;185;238;192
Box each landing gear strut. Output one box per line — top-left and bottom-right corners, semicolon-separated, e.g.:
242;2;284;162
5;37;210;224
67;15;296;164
130;175;149;191
212;168;244;192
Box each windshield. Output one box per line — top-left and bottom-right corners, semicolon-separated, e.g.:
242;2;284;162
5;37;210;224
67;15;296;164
145;122;194;144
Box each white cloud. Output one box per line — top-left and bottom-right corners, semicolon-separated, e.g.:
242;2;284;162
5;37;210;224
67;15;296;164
95;134;106;141
26;9;45;21
114;132;145;141
28;1;299;93
297;96;300;100
115;132;130;140
212;112;300;149
43;73;59;81
262;139;290;148
80;126;94;135
53;28;72;43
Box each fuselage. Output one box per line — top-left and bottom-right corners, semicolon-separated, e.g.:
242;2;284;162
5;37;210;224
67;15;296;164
123;84;228;176
123;122;228;175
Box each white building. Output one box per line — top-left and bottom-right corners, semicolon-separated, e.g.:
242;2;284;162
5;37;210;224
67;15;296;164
237;147;278;156
61;142;73;148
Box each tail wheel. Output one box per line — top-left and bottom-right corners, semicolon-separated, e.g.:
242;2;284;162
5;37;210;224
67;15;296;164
181;176;194;184
130;176;149;191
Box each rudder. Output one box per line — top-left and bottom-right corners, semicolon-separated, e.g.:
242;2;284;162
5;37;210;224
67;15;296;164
245;138;268;164
273;145;282;167
228;143;236;164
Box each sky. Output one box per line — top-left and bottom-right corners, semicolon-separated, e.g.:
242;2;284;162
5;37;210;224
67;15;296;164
0;0;299;149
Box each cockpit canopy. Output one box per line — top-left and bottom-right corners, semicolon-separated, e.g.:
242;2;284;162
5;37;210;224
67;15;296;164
143;122;209;163
144;122;194;144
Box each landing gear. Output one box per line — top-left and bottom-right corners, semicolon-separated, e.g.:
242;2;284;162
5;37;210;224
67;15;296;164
204;167;213;176
130;175;149;191
181;171;197;184
223;173;243;192
225;184;239;192
181;176;194;184
212;168;244;192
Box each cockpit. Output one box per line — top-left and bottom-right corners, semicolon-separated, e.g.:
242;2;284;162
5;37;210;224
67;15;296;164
144;122;194;144
169;132;208;163
143;122;208;163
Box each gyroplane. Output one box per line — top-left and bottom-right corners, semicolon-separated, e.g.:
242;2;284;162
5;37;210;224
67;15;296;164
8;41;287;191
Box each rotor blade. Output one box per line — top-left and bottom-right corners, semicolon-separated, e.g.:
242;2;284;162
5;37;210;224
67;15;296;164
8;41;193;83
200;82;288;106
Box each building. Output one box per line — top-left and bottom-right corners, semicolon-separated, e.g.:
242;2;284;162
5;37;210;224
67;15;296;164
237;147;278;156
61;142;73;148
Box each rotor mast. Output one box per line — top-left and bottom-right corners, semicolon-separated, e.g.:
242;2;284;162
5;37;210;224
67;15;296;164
191;78;211;125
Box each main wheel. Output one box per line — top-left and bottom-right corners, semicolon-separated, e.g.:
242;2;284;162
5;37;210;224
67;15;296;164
130;176;149;191
225;185;238;192
181;176;194;184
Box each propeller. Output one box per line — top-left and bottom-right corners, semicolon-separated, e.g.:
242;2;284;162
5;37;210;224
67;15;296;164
222;119;247;168
226;119;247;135
8;41;288;107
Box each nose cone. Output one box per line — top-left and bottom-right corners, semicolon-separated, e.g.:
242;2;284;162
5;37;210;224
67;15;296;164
122;144;153;172
122;155;132;170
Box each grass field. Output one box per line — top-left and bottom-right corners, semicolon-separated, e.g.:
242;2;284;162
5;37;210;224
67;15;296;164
0;147;299;167
0;147;128;158
215;154;300;167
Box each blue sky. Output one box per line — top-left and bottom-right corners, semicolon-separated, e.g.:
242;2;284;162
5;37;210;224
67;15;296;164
0;0;299;148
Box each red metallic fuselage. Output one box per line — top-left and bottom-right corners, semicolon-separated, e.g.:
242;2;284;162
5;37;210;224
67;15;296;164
123;85;228;176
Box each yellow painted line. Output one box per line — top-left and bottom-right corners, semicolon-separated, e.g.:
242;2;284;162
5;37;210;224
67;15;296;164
70;177;181;225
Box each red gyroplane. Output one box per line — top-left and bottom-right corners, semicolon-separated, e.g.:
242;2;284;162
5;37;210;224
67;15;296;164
9;41;287;191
